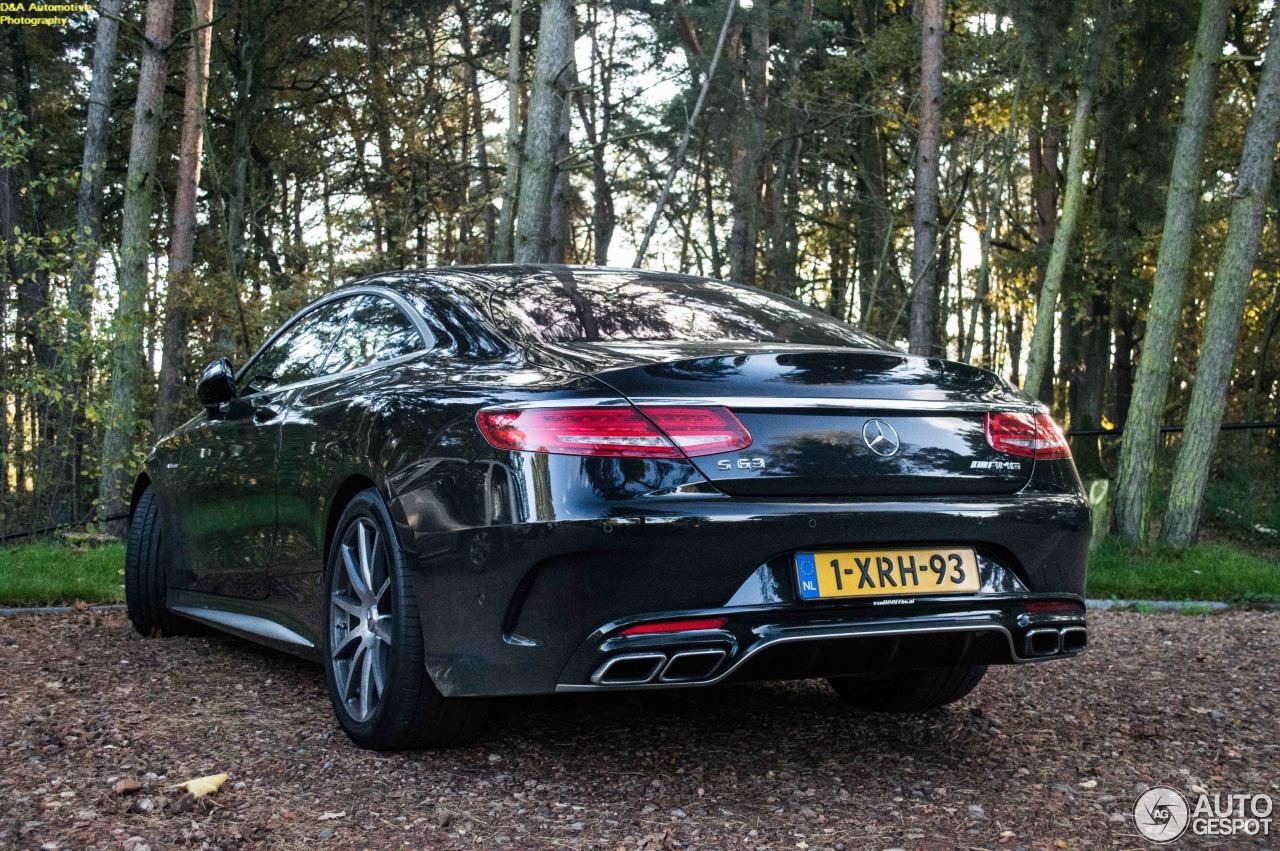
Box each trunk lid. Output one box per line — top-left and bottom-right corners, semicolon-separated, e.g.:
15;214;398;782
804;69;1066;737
551;343;1038;497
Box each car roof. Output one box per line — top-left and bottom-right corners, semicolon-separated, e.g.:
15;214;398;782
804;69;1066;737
338;265;752;297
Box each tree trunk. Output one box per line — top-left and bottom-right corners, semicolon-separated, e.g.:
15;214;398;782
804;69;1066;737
577;5;617;265
154;0;214;440
513;0;574;263
546;52;575;264
727;4;768;286
66;0;123;368
1113;0;1230;543
908;0;944;356
1162;7;1280;546
98;0;175;525
363;0;400;265
494;0;523;263
1024;20;1106;395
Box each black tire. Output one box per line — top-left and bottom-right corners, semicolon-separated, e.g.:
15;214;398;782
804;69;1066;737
828;664;987;712
124;486;185;637
322;488;487;750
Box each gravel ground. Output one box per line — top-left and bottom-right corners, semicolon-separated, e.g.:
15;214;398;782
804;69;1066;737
1;610;1276;850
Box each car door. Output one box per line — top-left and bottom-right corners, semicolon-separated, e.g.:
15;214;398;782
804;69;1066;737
174;297;355;599
272;293;430;581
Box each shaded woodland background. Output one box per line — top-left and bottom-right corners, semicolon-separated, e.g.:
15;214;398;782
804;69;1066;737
1;0;1278;550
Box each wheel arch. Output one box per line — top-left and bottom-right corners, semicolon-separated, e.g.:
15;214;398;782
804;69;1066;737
323;474;380;566
128;471;152;526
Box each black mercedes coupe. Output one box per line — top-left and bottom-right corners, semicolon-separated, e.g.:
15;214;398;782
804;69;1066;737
125;265;1090;750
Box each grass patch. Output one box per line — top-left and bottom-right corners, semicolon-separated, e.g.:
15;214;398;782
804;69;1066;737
0;541;125;606
1088;537;1280;603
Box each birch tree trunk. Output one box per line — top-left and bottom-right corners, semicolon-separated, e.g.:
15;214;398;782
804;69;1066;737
494;0;523;262
1162;7;1280;546
1113;0;1230;543
513;0;574;263
98;0;175;525
154;0;214;440
1023;19;1105;393
908;0;944;356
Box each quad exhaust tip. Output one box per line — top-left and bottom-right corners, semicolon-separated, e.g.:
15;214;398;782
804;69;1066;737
591;648;728;686
1024;626;1087;658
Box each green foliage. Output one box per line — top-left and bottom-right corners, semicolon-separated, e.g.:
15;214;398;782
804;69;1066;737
1089;537;1280;602
0;542;124;606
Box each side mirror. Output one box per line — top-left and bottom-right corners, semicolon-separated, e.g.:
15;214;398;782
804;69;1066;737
196;358;237;414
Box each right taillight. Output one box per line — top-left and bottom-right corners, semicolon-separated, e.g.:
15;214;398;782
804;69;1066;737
475;405;752;459
985;411;1071;459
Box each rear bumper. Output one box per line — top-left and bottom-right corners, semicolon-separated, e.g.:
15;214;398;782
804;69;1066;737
558;602;1087;692
399;478;1091;697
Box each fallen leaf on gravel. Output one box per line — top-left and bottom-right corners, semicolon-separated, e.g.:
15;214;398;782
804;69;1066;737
113;778;140;795
317;811;346;821
173;773;227;798
1078;779;1097;789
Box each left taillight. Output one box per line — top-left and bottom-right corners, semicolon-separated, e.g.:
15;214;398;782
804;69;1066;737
985;411;1071;459
475;405;752;459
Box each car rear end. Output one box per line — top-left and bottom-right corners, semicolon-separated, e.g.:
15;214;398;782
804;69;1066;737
398;269;1090;698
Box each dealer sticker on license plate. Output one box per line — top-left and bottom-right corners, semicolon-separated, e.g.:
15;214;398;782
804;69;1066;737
795;547;980;600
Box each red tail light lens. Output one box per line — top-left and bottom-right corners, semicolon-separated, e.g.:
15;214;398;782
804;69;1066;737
620;617;727;635
475;406;751;459
985;412;1071;459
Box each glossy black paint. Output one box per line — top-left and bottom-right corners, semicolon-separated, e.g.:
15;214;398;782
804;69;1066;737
139;265;1090;698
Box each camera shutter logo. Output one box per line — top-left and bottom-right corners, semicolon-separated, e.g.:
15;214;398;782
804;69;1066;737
1134;786;1191;843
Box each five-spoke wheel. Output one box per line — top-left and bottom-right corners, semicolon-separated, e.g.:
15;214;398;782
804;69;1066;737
330;517;393;723
322;488;487;749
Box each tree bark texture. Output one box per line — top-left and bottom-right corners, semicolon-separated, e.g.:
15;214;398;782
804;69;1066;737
908;0;944;356
1113;0;1229;543
727;3;768;286
98;0;175;524
154;0;214;440
513;0;574;263
1162;7;1280;546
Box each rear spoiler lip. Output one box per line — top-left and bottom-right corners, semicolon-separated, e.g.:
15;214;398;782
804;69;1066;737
477;396;1043;415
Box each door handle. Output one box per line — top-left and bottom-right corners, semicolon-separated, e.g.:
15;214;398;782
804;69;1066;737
253;405;280;423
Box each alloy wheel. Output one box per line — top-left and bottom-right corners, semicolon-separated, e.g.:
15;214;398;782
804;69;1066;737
330;517;393;723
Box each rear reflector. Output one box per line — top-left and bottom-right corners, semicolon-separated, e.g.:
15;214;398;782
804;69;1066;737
476;406;751;459
985;412;1071;459
1024;600;1084;613
619;617;728;635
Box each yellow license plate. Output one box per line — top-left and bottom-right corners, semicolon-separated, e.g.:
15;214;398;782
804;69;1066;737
795;547;980;600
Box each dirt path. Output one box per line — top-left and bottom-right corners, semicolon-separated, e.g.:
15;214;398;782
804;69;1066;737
0;610;1275;849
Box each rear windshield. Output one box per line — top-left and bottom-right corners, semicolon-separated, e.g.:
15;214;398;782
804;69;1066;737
492;272;885;349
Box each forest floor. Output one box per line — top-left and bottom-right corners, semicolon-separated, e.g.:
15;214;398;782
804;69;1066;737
1;609;1276;850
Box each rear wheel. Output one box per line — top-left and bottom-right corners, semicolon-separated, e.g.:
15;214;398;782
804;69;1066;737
828;664;987;712
322;489;487;750
124;486;185;636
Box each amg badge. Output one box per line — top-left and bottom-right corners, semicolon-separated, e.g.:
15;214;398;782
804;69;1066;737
971;460;1023;471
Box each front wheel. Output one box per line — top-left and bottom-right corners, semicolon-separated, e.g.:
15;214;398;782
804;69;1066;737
828;664;987;712
322;489;487;750
124;485;186;637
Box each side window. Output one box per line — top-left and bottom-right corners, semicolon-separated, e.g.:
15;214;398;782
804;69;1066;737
325;295;425;373
239;298;353;392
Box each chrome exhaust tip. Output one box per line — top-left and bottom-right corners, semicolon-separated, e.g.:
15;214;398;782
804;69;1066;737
1060;626;1088;653
658;648;728;683
590;652;667;685
1024;628;1062;657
